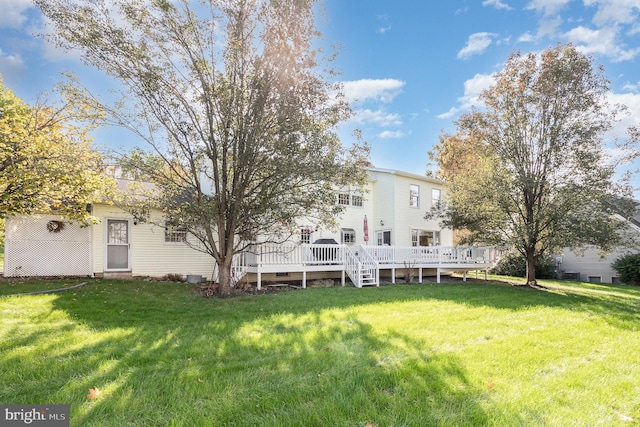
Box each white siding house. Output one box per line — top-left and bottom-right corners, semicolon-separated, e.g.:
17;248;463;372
557;215;640;284
307;168;452;248
3;168;497;286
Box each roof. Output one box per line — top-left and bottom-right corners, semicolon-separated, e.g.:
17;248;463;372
366;167;444;185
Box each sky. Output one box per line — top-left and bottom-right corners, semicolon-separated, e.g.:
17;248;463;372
1;0;640;184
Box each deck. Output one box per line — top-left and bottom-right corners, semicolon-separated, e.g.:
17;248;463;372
236;244;499;289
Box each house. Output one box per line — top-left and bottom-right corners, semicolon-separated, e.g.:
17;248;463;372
2;168;497;286
556;213;640;284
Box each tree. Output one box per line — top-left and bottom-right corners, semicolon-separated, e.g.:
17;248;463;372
430;44;639;287
38;0;369;295
0;76;113;222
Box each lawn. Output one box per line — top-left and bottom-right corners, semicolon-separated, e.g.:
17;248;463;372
1;278;640;426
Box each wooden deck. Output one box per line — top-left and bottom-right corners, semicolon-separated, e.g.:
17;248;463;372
236;244;498;289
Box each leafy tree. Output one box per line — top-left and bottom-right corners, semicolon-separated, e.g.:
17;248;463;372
0;76;113;222
611;253;640;285
490;251;556;280
430;44;639;287
38;0;369;295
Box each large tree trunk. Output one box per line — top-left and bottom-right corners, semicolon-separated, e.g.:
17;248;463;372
217;257;234;297
525;248;537;287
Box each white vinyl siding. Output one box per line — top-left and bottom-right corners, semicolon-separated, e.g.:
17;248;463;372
92;204;214;279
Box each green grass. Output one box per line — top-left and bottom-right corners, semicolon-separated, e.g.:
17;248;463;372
2;278;640;426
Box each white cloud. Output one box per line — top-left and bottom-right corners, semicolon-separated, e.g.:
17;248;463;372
482;0;513;10
607;92;640;141
540;16;565;37
438;73;495;119
457;32;496;60
354;108;403;127
585;0;640;27
377;26;391;34
0;0;32;30
0;48;26;84
525;0;572;16
622;81;640;92
564;25;640;62
518;32;536;43
378;130;405;139
342;79;405;103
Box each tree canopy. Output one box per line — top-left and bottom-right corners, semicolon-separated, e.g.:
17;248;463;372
37;0;369;295
430;44;639;286
0;76;113;222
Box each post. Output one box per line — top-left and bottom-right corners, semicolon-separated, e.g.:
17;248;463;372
302;271;307;289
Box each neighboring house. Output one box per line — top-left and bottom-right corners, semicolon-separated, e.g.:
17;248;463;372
3;168;497;286
556;213;640;284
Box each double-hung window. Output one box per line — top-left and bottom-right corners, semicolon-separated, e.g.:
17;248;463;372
432;188;442;209
410;184;420;208
165;223;187;243
341;228;356;244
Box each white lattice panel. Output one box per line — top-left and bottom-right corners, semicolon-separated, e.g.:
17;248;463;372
5;215;92;277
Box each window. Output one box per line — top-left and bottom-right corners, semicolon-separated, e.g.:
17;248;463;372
300;227;312;244
165;223;187;243
341;228;356;244
411;229;441;247
337;192;364;207
376;230;391;246
432;188;442;209
588;276;602;283
410;184;420;208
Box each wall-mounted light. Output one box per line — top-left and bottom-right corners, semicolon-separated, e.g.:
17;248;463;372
380;220;384;226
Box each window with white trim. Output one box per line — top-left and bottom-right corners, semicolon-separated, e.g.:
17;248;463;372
165;223;187;243
338;193;350;205
411;229;440;246
341;228;356;244
410;184;420;208
351;194;363;207
432;188;441;209
300;227;312;244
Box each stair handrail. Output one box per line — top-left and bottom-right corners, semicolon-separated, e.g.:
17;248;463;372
357;245;380;287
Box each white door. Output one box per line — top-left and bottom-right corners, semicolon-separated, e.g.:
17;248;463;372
106;219;130;271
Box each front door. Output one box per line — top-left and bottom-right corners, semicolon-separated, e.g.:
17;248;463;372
106;219;130;271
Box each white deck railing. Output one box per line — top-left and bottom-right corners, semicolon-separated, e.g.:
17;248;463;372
361;245;497;265
242;243;497;267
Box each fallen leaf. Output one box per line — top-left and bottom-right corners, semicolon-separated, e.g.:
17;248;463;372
88;388;102;399
618;414;634;422
487;380;495;389
323;347;330;351
197;378;204;383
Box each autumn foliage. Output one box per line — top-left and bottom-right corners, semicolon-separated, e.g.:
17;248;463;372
0;76;114;222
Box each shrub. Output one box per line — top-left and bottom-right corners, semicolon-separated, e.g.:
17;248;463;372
611;253;640;285
490;252;556;279
163;273;185;282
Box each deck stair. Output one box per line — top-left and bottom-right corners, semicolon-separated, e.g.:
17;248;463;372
345;245;379;288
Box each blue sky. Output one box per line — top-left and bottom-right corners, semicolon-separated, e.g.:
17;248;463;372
1;0;640;181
